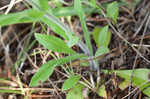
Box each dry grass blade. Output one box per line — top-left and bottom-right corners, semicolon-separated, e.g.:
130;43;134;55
0;0;22;11
5;0;15;14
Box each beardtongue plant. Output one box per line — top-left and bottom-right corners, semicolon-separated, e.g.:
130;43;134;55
0;0;118;98
1;0;150;98
24;1;113;98
26;0;109;88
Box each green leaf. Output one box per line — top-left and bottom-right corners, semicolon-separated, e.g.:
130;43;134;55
29;60;56;87
66;84;84;99
0;5;97;26
93;26;111;48
27;9;45;18
74;0;84;16
93;27;102;47
0;88;22;94
62;75;81;91
38;0;49;11
0;9;42;26
40;11;79;47
95;46;109;57
28;0;79;47
40;16;69;40
67;34;80;47
28;0;50;12
40;15;79;47
52;6;96;17
110;69;150;97
35;33;75;54
98;26;109;47
97;85;107;98
30;54;86;87
90;0;96;5
74;0;93;55
107;1;119;23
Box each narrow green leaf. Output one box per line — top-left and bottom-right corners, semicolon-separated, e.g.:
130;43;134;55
0;5;97;26
40;15;80;47
107;1;119;23
30;54;86;87
0;9;42;26
40;16;69;40
97;26;111;48
74;0;93;55
93;26;111;48
27;0;79;47
28;0;50;12
74;0;84;17
40;16;80;46
66;84;84;99
93;27;102;47
38;0;49;11
27;9;45;18
35;33;75;54
95;46;109;57
40;11;79;47
0;89;22;94
62;75;81;91
52;6;96;17
29;60;56;87
67;34;80;48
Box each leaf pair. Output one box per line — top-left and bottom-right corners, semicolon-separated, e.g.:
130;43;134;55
93;26;111;57
92;1;119;57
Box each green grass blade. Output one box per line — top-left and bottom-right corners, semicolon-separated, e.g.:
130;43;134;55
27;0;50;12
74;0;93;55
0;87;22;94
